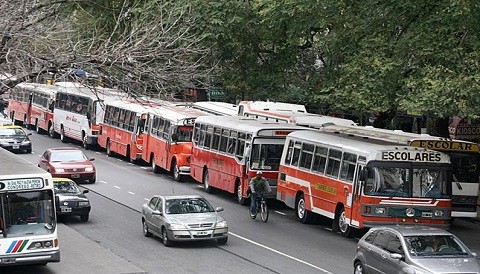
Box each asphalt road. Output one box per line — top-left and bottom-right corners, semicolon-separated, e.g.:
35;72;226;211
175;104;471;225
5;130;480;274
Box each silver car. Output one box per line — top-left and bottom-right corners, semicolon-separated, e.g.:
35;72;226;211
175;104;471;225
353;225;480;274
141;195;228;247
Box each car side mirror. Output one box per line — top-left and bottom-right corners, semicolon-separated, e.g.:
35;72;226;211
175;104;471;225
215;207;224;212
83;189;89;194
89;158;95;161
152;210;163;216
390;253;403;260
471;252;477;258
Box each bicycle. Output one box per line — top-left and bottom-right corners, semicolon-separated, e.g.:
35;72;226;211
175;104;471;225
250;195;269;222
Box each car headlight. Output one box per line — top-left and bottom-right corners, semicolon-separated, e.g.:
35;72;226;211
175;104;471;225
169;223;186;230
79;201;90;207
55;168;65;173
85;167;94;172
216;220;227;228
21;140;31;144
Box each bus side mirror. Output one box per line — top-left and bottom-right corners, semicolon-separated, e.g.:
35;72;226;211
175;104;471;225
171;133;178;142
359;169;367;182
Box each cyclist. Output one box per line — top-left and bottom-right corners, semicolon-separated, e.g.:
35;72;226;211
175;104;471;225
249;171;271;217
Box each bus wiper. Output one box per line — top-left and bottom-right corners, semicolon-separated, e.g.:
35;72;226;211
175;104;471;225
452;174;463;190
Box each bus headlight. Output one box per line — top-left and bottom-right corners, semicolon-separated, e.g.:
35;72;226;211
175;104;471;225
434;210;444;217
375;207;387;214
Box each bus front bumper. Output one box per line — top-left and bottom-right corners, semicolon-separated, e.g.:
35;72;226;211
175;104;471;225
0;250;60;266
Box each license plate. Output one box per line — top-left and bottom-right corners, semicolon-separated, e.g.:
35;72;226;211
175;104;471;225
2;258;16;264
196;231;208;235
71;174;80;179
12;145;19;149
61;207;72;213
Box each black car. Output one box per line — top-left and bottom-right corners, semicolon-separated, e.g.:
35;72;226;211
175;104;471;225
0;125;32;153
53;178;91;222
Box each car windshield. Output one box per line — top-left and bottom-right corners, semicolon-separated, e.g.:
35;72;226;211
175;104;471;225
51;150;87;162
405;235;470;257
54;180;81;194
0;128;26;137
165;198;215;214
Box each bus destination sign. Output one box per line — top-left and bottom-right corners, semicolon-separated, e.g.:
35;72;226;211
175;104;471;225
0;178;44;191
381;151;444;162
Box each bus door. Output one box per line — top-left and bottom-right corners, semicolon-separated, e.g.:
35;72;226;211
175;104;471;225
350;163;366;224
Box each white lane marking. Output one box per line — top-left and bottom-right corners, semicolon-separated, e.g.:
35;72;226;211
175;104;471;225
101;181;108;184
96;152;101;154
140;167;149;170
114;186;121;189
229;232;333;274
274;211;286;216
117;159;123;162
128;191;135;195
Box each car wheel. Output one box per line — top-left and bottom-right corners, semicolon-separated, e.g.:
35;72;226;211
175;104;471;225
90;176;96;184
162;227;173;247
236;182;247;205
354;261;364;274
142;220;152;237
203;169;213;193
171;160;182;182
217;236;228;245
80;214;89;222
25;148;32;154
334;207;353;238
296;194;314;224
60;127;67;143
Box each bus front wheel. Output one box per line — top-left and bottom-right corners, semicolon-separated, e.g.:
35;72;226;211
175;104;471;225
333;206;353;238
203;169;213;193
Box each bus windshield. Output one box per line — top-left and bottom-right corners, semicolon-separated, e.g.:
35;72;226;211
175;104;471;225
0;190;56;238
364;165;450;199
450;152;479;183
251;142;284;171
174;126;193;142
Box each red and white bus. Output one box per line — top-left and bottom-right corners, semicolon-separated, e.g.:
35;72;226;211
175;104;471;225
53;82;125;149
277;130;452;237
142;104;212;182
8;83;56;134
322;124;480;218
191;116;307;204
99;99;159;163
238;100;357;127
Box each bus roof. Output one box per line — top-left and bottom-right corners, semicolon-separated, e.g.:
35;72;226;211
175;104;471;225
0;149;53;179
150;104;213;124
287;130;451;163
192;101;239;116
105;99;159;113
322;125;480;152
195;116;308;135
54;82;126;100
15;82;58;97
239;101;307;113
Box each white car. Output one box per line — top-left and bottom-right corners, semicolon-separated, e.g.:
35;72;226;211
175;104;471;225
141;195;228;247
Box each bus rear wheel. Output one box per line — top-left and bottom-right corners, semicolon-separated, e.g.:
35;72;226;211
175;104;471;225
151;156;160;174
106;140;113;157
203;169;213;193
296;194;314;224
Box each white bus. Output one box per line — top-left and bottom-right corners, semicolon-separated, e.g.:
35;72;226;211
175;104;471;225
0;149;60;265
53;82;125;149
322;124;480;218
238;101;357;127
